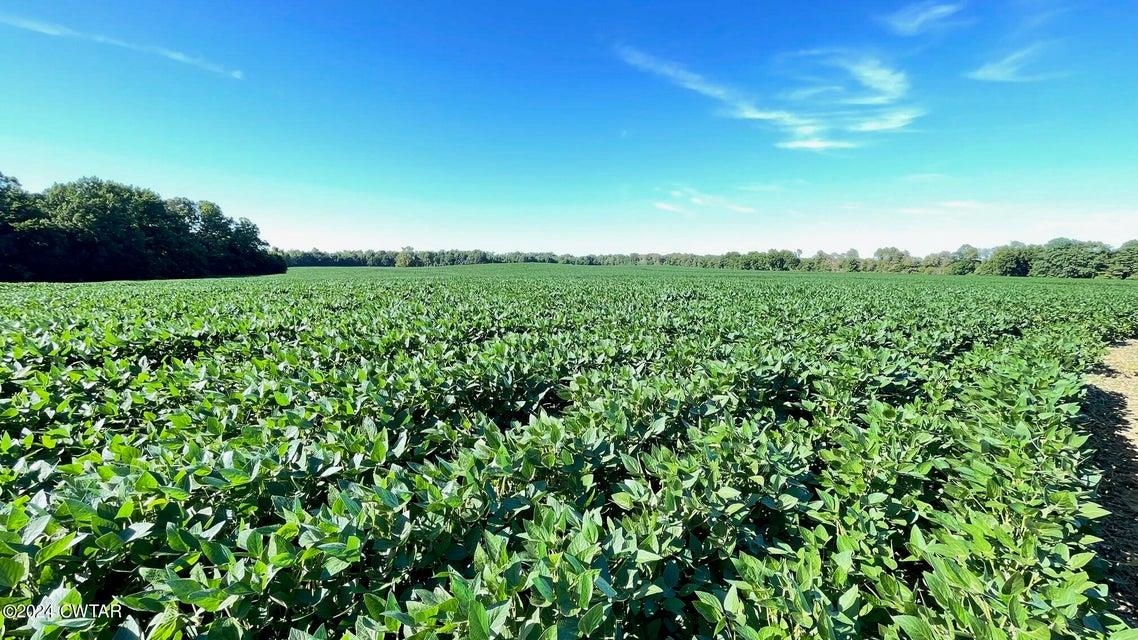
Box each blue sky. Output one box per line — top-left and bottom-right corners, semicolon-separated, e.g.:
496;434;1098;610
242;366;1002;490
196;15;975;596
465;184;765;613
1;1;1136;255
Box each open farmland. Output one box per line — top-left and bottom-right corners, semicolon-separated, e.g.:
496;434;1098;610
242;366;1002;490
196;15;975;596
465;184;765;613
2;265;1138;639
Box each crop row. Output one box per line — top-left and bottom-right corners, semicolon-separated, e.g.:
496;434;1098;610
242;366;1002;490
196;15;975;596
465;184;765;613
1;268;1136;639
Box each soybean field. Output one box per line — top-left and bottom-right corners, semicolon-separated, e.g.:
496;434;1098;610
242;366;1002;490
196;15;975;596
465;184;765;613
3;265;1138;640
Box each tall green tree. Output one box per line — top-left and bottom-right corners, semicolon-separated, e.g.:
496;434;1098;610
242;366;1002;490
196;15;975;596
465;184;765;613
979;245;1035;276
395;246;418;268
873;247;917;273
1030;238;1111;279
1108;240;1138;279
0;171;285;282
0;173;49;279
945;244;980;274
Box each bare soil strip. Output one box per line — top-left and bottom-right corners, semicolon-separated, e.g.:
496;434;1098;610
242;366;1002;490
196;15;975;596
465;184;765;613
1084;341;1138;623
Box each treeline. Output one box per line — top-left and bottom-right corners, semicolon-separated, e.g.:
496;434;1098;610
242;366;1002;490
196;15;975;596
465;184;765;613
282;248;822;269
0;172;285;282
7;166;1132;282
283;239;1138;278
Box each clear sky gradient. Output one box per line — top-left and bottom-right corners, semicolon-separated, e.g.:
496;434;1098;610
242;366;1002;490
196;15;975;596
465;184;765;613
2;1;1136;255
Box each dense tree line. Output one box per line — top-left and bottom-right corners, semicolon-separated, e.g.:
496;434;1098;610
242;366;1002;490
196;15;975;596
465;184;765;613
283;239;1138;279
6;167;1131;282
0;172;285;282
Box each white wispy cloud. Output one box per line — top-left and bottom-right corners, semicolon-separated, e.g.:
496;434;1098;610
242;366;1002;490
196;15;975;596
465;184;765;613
0;13;243;79
849;107;926;132
776;139;858;150
1011;0;1072;35
784;49;912;105
732;106;825;137
615;45;828;150
881;2;966;36
615;45;804;131
781;85;845;101
653;202;688;214
687;189;758;214
779;52;926;136
965;42;1061;82
615;45;733;102
616;45;924;150
838;57;910;104
661;187;759;214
